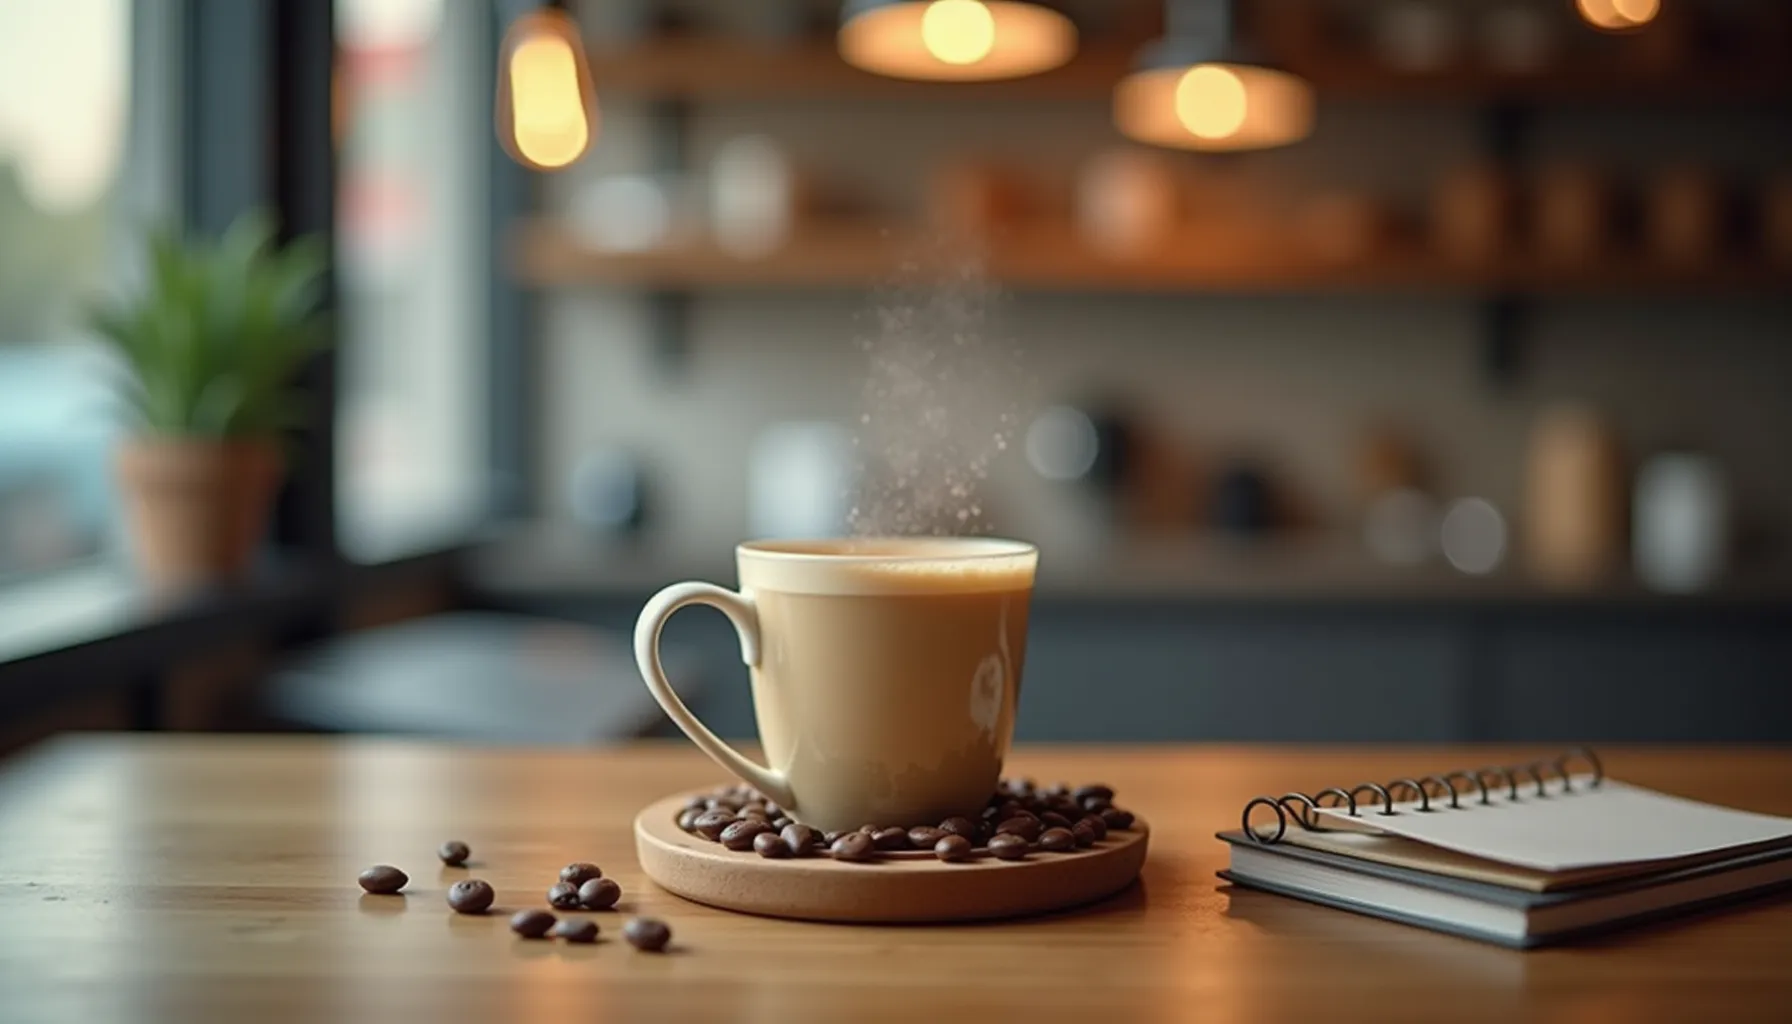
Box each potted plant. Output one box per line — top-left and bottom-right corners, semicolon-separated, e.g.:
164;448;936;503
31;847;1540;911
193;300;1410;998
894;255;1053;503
89;212;329;588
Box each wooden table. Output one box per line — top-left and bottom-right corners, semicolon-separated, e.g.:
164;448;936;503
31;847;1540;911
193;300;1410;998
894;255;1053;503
2;737;1789;1023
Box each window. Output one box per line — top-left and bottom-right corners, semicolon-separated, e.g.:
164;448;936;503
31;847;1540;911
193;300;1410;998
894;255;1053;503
0;0;169;580
335;0;492;561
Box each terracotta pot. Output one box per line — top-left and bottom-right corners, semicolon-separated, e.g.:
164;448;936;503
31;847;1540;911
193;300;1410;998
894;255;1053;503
116;439;282;588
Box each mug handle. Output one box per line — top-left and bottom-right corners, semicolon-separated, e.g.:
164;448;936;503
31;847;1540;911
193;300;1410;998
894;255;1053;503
633;581;794;809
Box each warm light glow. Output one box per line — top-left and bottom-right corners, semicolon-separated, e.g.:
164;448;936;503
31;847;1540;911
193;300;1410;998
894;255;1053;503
1576;0;1661;31
839;1;1076;81
1115;63;1314;152
921;0;996;65
1174;65;1248;141
496;10;597;171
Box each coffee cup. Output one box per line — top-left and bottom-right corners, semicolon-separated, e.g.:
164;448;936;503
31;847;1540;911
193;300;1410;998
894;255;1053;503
634;537;1038;832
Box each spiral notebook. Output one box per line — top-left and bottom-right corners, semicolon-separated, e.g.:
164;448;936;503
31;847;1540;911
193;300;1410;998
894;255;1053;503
1217;749;1792;948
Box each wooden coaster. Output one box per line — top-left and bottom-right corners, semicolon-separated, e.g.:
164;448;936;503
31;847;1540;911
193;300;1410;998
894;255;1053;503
634;792;1149;923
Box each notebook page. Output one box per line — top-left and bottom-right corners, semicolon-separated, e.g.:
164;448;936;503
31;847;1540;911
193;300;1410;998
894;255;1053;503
1311;779;1792;872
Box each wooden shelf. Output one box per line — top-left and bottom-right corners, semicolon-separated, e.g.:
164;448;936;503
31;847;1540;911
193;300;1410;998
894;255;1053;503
510;219;1792;298
582;37;1792;104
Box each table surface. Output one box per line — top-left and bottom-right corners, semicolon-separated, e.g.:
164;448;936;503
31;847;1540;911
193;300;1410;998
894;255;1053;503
2;737;1789;1024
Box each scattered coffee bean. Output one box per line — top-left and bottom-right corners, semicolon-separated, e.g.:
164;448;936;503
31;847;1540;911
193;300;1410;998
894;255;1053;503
1070;821;1098;848
1038;828;1076;852
1081;796;1114;814
1101;808;1135;831
763;801;783;817
934;834;974;862
753;833;793;859
830;832;875;862
510;909;556;938
780;824;819;854
559;862;603;887
623;917;672;952
871;827;910;851
692;811;737;841
683;794;709;811
677;808;705;832
437;840;471;867
1073;784;1114;805
720;819;773;851
907;826;947;849
547;882;583;910
987;834;1030;861
357;865;407;895
858;824;880;835
1043;782;1071;799
822;830;849;846
1039;811;1073;830
994;816;1042;842
552;919;599;943
447;879;495;914
579;877;621;910
771;817;794;831
938;816;977;840
1078;814;1109;842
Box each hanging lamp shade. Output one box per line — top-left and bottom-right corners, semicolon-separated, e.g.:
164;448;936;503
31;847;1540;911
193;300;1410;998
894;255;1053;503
495;8;598;171
838;0;1077;82
1114;0;1314;152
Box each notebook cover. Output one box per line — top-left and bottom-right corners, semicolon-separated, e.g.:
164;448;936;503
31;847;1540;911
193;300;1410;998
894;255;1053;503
1216;830;1792;907
1217;869;1792;950
1217;832;1792;948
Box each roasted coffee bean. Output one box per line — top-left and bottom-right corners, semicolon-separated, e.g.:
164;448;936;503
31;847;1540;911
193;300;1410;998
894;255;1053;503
830;832;876;862
781;824;819;854
547;882;583;910
551;919;598;944
720;819;773;851
1101;808;1136;830
1070;821;1098;848
510;909;556;938
871;827;910;851
987;834;1029;860
1039;811;1073;830
739;807;772;824
763;801;783;818
623;917;672;952
437;840;471;867
822;830;849;845
753;833;793;859
994;816;1042;842
1043;782;1071;799
1081;796;1114;814
1078;814;1109;841
559;862;603;887
447;879;495;914
579;877;621;910
771;816;794;831
907;826;947;849
357;865;407;894
1038;828;1076;852
934;834;974;862
692;811;736;841
1073;784;1115;805
740;801;768;816
683;794;709;811
677;808;705;832
938;816;978;839
859;824;880;835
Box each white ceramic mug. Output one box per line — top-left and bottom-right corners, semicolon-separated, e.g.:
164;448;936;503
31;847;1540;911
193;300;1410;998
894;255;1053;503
634;537;1038;832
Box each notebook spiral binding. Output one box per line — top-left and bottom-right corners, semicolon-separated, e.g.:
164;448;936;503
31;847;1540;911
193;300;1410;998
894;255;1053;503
1241;747;1605;845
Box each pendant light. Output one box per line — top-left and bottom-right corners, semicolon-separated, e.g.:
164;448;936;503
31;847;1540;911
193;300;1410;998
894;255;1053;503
1575;0;1662;33
495;7;598;171
838;0;1077;82
1114;0;1314;152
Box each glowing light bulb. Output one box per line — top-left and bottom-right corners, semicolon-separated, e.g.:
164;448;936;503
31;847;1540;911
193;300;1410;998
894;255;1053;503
1174;65;1248;140
496;10;597;171
1577;0;1660;30
921;0;996;65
